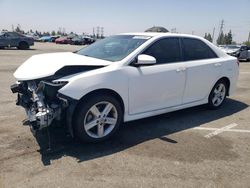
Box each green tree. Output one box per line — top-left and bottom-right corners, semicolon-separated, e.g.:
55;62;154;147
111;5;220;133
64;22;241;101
15;24;23;33
57;30;62;35
204;33;213;42
225;30;233;45
51;30;56;36
207;33;212;42
217;32;225;45
35;30;41;36
244;41;250;46
204;33;207;39
43;31;50;36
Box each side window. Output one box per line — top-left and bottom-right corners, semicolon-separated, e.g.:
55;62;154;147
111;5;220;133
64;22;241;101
182;38;217;61
3;33;9;38
143;38;182;64
8;32;19;38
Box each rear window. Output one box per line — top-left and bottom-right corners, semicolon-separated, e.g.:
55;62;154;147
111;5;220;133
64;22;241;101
182;38;217;61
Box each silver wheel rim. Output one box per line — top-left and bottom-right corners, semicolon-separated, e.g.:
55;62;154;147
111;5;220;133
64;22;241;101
212;83;226;107
83;101;118;139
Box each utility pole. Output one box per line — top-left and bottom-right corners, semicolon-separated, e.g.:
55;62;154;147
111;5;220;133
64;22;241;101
248;31;250;43
191;31;194;35
93;27;95;37
212;27;215;43
217;19;225;45
97;26;100;39
101;27;104;38
219;19;225;35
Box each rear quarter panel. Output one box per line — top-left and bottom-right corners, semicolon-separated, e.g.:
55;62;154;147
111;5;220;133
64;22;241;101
221;56;239;95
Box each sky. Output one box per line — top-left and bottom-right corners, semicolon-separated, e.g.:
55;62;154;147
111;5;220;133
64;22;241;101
0;0;249;43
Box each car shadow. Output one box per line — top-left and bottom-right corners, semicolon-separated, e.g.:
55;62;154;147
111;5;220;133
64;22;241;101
33;98;248;166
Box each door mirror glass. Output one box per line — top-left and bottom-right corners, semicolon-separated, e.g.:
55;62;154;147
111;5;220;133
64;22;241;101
136;54;156;66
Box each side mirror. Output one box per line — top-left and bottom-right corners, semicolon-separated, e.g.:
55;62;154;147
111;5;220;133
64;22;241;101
135;54;156;66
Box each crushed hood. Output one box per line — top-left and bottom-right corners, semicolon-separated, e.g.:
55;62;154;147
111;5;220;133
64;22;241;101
14;52;111;81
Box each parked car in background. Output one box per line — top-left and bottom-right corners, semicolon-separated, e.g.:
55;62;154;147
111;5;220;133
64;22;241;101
83;36;95;44
220;45;241;56
218;45;225;50
55;36;73;44
238;45;250;61
0;31;34;49
71;36;95;45
26;33;40;41
11;33;239;143
37;36;53;42
70;36;85;45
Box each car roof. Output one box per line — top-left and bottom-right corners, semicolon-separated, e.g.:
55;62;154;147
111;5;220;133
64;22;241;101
119;32;202;39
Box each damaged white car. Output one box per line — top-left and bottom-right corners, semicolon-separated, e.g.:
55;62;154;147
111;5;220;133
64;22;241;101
11;33;239;142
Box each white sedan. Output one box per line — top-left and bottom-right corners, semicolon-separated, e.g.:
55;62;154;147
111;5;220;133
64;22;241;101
11;33;239;142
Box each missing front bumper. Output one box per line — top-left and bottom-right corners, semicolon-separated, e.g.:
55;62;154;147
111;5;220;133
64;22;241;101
11;81;68;132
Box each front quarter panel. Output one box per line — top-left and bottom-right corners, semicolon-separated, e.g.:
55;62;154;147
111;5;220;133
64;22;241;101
58;66;129;113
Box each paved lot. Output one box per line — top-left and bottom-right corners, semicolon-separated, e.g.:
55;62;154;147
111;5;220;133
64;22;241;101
0;43;250;188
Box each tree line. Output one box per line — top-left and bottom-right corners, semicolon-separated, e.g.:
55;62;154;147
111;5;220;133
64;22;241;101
204;30;233;45
3;25;94;38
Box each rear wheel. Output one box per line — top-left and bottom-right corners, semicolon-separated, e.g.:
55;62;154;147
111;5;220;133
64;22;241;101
208;80;228;109
17;41;29;50
74;94;123;142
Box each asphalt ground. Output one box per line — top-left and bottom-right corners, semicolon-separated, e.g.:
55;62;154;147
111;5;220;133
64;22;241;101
0;43;250;188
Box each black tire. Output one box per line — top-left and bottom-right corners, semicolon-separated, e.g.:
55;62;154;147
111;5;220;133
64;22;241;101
17;41;29;50
73;94;123;143
208;79;228;110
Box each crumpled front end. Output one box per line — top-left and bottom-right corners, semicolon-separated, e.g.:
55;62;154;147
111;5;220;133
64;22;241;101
10;80;68;132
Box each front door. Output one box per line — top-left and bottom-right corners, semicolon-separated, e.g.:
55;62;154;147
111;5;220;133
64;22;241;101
128;37;186;114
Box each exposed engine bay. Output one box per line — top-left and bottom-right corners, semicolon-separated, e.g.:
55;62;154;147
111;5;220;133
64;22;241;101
11;80;68;132
11;59;105;135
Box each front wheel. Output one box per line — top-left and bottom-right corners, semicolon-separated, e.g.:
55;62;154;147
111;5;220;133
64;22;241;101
208;80;228;109
74;94;123;142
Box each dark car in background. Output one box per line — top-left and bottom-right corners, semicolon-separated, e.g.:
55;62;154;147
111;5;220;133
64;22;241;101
0;31;34;49
238;45;250;61
71;36;95;45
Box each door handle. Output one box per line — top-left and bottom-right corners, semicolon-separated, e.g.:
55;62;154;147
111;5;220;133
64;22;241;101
176;67;186;72
181;67;186;71
214;63;222;67
176;68;182;72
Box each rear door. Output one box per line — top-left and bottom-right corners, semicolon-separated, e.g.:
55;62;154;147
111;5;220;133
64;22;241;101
181;38;222;104
128;37;186;114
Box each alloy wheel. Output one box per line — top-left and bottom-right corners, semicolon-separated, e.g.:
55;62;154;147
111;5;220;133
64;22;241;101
83;101;118;138
212;83;226;107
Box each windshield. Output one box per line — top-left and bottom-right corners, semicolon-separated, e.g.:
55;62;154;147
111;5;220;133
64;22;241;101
77;35;151;62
